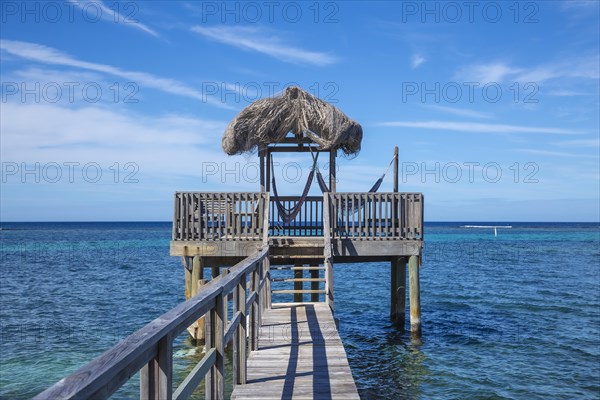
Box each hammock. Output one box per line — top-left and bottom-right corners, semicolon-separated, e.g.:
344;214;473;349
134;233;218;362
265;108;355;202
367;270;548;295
271;152;319;224
311;149;396;213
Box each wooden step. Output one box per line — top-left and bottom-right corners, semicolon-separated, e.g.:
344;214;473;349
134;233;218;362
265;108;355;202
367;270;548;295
271;290;326;295
271;278;325;283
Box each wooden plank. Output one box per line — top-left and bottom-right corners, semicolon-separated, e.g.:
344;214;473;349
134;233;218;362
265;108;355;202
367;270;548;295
271;290;326;294
231;303;359;400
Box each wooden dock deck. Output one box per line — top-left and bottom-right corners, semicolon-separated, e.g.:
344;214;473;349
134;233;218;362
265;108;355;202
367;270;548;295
231;303;359;400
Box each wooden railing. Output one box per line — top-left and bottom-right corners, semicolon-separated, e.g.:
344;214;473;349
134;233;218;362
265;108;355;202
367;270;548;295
33;247;271;400
327;193;424;240
269;195;323;236
173;192;269;241
173;192;423;241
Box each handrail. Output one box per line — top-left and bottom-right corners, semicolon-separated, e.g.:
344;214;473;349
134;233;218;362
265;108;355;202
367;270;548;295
33;247;270;400
173;192;269;241
172;191;423;241
327;192;424;240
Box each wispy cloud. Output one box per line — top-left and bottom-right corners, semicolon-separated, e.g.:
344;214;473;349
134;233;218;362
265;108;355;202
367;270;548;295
378;120;580;135
0;102;228;173
191;26;338;66
411;54;425;69
516;148;597;158
455;62;522;83
555;139;600;147
0;39;231;109
547;89;593;97
421;104;493;119
456;55;600;84
71;0;159;37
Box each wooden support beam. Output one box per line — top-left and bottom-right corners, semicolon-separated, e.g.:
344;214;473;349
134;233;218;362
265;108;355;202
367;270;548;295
294;261;303;302
408;255;421;337
234;273;247;385
259;150;265;192
310;268;319;302
140;335;173;400
393;146;399;193
269;146;330;153
266;149;271;192
183;257;192;300
329;149;336;193
206;294;224;400
390;257;406;330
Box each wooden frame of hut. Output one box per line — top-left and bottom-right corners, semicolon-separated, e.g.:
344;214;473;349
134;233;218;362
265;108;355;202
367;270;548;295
171;86;424;337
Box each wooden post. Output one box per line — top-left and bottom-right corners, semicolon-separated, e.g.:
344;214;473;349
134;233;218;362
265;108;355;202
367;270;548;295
184;256;206;341
294;261;303;302
266;148;271;192
329;149;336;193
390;257;406;330
264;257;271;309
408;255;421;337
393;146;398;192
140;335;173;400
206;293;224;400
234;273;247;385
310;268;319;302
250;267;259;351
182;256;192;300
259;149;265;192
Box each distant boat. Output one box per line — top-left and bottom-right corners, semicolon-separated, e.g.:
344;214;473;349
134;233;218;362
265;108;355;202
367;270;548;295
460;225;512;237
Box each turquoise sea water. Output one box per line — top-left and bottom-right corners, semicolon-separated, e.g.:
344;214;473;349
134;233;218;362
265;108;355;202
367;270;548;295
1;222;599;399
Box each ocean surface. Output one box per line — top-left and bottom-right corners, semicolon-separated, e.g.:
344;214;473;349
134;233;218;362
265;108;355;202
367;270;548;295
1;222;599;399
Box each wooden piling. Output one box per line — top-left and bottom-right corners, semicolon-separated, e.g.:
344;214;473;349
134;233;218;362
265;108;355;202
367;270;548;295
408;255;421;336
390;257;406;330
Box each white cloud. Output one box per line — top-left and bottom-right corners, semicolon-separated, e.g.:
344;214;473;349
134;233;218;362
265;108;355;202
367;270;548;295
547;90;593;97
411;54;425;69
191;26;338;66
455;55;599;84
421;104;493;119
0;102;229;176
70;0;159;37
516;148;597;158
555;139;600;147
0;39;232;109
456;62;522;83
378;120;580;135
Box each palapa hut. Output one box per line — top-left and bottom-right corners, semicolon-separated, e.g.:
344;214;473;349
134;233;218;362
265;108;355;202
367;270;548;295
222;86;376;225
222;86;363;157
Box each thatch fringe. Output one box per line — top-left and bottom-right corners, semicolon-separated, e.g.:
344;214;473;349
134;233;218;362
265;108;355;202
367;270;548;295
222;86;362;156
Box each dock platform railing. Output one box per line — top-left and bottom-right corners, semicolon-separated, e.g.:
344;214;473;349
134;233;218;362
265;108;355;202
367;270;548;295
173;192;423;242
33;247;271;400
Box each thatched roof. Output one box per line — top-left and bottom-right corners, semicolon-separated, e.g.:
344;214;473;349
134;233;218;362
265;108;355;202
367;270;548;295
222;86;362;156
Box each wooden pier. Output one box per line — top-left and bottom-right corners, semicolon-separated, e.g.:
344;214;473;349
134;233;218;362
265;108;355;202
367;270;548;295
34;89;424;399
231;303;359;399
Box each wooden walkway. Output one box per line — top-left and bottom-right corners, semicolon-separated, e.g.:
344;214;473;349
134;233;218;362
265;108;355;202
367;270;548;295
231;303;359;400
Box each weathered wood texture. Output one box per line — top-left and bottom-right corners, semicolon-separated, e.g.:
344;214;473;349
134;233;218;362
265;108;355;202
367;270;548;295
391;257;406;329
33;247;270;400
408;255;421;337
173;192;424;243
231;303;359;400
173;192;269;241
328;192;423;240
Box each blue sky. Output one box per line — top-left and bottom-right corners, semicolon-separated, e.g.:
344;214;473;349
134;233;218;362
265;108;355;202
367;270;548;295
1;1;598;222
